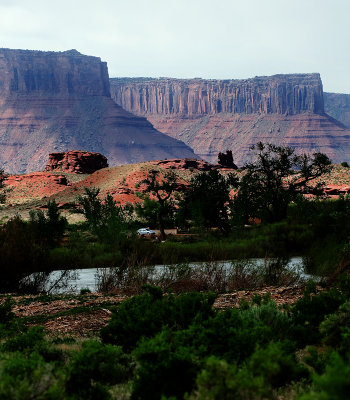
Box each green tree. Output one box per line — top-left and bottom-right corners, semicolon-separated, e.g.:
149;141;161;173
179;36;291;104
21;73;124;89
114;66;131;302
234;142;332;223
76;187;131;243
0;168;6;204
179;169;238;234
136;170;181;240
29;200;67;246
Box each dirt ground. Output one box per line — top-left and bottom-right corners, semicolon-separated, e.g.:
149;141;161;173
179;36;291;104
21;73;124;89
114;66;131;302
1;285;313;338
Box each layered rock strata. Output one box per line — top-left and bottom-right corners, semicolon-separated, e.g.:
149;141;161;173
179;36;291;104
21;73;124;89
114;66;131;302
0;49;196;174
324;92;350;128
45;151;108;174
110;75;350;165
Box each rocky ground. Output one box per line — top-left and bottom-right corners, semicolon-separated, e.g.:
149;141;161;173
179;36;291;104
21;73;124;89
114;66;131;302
0;285;315;338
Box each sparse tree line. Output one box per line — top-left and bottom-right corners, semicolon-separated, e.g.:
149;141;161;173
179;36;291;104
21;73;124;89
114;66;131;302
0;142;347;294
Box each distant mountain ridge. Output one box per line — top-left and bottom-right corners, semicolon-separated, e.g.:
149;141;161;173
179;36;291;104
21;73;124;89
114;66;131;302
110;75;350;165
0;48;196;174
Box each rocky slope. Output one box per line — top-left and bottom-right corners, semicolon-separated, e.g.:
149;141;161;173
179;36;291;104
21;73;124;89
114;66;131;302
110;75;350;165
324;92;350;128
0;49;196;174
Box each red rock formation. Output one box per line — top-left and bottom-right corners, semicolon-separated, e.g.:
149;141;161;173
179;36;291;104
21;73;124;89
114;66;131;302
44;151;108;174
152;158;213;171
110;74;324;115
324;92;350;128
0;49;196;174
110;75;350;165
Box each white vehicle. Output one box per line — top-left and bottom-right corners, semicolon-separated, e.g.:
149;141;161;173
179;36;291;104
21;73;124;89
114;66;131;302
137;228;156;236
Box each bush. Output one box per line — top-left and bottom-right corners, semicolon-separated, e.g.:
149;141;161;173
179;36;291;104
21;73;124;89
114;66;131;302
66;340;133;400
0;352;64;399
246;341;308;389
101;287;216;351
2;326;63;363
132;329;198;400
299;352;350;400
290;284;345;345
320;301;350;347
0;299;14;326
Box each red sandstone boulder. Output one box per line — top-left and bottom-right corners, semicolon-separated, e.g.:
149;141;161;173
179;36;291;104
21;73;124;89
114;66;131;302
44;151;108;174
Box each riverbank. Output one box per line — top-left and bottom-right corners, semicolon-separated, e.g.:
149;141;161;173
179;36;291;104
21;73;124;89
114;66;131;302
1;285;315;338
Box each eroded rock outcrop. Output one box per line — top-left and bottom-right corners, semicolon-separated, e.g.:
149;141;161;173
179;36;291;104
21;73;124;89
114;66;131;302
0;49;196;174
45;151;108;174
110;75;350;165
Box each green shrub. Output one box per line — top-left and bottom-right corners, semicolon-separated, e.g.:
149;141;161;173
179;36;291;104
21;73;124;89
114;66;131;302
0;352;63;399
0;299;14;326
132;329;198;400
299;352;350;400
186;357;243;400
290;284;345;345
246;341;308;389
101;287;216;351
2;326;63;363
66;340;133;400
320;301;350;347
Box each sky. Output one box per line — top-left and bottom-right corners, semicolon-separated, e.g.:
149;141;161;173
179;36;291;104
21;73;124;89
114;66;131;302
0;0;349;93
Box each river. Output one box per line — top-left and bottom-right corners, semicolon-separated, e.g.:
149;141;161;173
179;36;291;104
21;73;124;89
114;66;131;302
45;256;314;293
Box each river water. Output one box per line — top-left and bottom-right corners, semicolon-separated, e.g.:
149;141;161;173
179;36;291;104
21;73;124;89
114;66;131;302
46;256;313;293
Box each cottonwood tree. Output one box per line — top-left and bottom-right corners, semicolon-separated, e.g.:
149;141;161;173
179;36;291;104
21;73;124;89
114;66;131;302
136;170;182;240
179;169;239;234
0;168;6;204
76;188;132;243
234;142;332;223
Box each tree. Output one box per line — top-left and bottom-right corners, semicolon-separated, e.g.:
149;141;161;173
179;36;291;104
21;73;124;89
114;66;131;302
179;169;238;234
234;142;332;223
136;170;182;240
29;200;67;246
0;168;6;204
76;187;132;243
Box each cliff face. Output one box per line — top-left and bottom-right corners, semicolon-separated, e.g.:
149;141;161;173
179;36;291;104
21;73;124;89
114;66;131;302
0;49;195;174
110;75;350;165
324;92;350;128
110;74;325;116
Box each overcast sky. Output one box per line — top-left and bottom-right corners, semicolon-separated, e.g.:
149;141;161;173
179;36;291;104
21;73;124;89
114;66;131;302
0;0;349;93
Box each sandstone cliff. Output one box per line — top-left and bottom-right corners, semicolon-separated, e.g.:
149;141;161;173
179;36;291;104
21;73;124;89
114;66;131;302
110;75;350;165
324;92;350;128
0;49;196;174
110;74;324;116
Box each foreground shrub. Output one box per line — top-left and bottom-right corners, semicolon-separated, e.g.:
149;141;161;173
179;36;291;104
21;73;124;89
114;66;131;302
132;329;198;400
320;301;350;347
0;352;63;400
290;283;346;345
101;287;216;351
2;326;63;363
299;352;350;400
0;299;14;326
66;340;133;400
188;342;307;400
